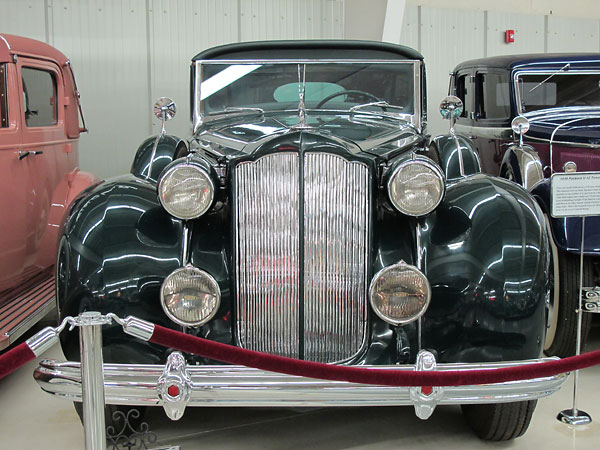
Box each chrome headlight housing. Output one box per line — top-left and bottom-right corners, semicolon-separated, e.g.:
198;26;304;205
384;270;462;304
387;156;445;216
369;262;431;325
158;162;214;220
160;266;221;327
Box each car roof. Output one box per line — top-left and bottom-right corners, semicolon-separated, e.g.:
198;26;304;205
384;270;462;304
192;40;423;62
453;53;600;72
0;33;68;65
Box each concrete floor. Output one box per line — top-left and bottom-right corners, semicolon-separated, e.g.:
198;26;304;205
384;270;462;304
2;327;600;449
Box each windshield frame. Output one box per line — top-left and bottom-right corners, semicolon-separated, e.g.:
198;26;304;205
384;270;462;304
192;59;422;133
514;69;600;115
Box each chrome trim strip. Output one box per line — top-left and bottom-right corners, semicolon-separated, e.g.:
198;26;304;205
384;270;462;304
35;358;567;407
523;134;600;148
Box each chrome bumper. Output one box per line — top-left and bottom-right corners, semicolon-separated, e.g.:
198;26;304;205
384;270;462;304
34;351;568;421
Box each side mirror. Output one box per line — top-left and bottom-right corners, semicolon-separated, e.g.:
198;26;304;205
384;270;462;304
511;115;530;147
153;97;176;134
439;96;463;136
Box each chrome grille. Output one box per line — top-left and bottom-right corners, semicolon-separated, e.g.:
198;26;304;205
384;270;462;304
303;153;369;362
235;151;369;363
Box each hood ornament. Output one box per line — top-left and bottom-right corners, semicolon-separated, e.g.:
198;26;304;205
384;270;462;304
295;63;311;129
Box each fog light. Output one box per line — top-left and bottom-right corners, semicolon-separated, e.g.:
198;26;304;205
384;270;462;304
369;262;431;325
161;266;220;327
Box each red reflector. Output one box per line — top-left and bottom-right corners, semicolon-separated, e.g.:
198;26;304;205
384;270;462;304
421;386;433;396
167;385;180;397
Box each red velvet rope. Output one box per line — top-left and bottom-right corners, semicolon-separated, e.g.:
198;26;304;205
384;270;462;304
150;324;600;387
0;342;36;381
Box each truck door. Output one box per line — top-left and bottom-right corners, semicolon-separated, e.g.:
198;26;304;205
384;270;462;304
16;57;65;271
0;60;31;290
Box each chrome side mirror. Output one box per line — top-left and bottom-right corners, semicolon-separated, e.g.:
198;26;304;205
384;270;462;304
147;97;176;181
439;95;463;136
154;97;176;134
511;115;530;147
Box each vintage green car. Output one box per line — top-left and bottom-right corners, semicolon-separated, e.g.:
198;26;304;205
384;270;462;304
35;41;564;441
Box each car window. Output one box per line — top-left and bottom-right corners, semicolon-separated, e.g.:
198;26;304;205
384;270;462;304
200;62;416;115
455;73;472;119
517;73;600;113
475;72;510;120
21;66;57;127
0;64;7;128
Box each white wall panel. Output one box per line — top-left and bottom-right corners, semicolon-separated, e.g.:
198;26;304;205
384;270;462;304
547;16;600;53
148;0;239;139
421;7;484;135
486;12;545;56
399;5;419;51
240;0;344;41
0;0;47;42
49;0;150;179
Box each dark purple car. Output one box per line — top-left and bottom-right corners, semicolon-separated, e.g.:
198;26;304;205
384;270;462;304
449;54;600;357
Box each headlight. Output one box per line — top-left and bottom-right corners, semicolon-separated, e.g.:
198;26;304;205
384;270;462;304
158;163;214;219
369;262;431;325
387;157;444;216
161;266;221;327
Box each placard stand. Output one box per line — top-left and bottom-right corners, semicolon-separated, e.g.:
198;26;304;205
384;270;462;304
556;217;592;425
550;172;600;425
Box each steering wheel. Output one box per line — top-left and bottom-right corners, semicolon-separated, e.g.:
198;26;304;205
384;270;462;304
315;89;383;109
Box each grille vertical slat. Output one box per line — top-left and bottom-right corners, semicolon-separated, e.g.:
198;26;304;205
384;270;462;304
235;151;369;363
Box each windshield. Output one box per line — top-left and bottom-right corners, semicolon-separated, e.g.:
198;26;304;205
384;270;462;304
197;61;417;119
517;72;600;113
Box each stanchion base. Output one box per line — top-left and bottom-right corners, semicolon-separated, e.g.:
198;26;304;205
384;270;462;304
557;409;592;425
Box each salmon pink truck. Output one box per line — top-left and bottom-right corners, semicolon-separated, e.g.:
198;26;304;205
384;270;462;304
0;34;98;350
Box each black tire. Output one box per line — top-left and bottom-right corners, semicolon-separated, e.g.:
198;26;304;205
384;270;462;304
74;402;148;436
461;400;537;441
545;251;593;357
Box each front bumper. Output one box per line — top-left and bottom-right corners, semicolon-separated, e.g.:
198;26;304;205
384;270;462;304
34;351;567;421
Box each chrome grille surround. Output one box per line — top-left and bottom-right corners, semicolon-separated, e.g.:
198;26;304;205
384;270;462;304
235;151;370;363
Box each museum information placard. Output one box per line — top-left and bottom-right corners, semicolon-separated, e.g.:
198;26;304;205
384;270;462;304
551;172;600;217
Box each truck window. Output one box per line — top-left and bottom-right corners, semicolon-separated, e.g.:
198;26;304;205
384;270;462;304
475;72;510;120
0;64;7;128
455;73;472;119
21;67;57;127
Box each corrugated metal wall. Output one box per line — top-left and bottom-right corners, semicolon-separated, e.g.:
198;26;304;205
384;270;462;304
3;2;600;174
399;5;600;135
1;0;345;178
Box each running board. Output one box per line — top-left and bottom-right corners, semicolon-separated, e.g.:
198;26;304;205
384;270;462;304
0;274;56;350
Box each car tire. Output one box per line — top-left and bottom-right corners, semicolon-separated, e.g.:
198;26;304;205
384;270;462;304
461;400;537;441
73;402;148;436
544;250;593;357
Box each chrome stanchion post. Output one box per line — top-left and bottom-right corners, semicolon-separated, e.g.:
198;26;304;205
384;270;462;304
79;311;108;450
557;217;592;425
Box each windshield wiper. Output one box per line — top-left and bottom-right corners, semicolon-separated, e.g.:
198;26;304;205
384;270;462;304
224;106;264;114
349;101;404;114
528;63;570;93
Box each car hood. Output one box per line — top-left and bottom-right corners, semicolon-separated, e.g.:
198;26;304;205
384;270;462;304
524;108;600;145
194;112;424;159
